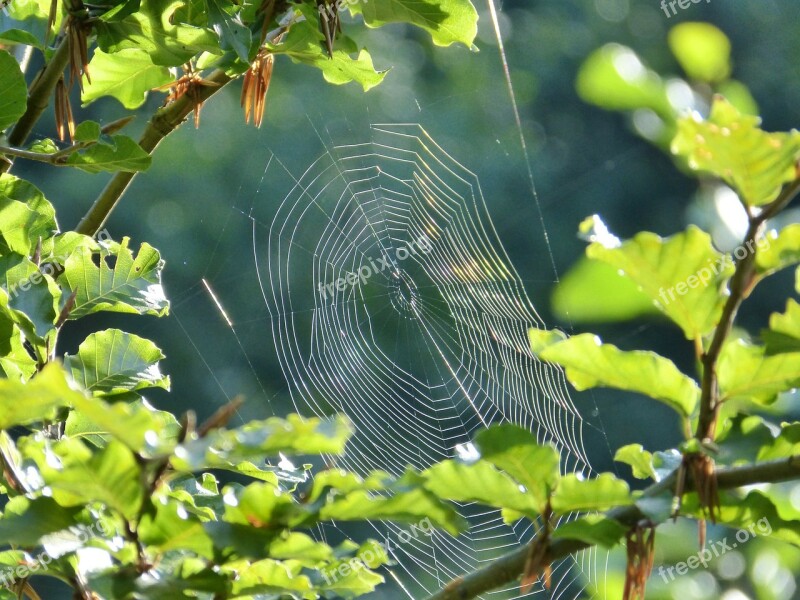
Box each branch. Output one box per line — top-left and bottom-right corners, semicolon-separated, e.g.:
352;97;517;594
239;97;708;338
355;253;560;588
1;38;71;175
695;177;800;440
0;116;137;166
425;455;800;600
75;69;233;236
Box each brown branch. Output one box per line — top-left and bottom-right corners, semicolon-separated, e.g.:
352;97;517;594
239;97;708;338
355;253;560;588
75;69;233;236
695;177;800;441
425;455;800;600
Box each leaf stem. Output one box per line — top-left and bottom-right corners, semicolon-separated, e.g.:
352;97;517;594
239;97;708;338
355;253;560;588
424;455;800;600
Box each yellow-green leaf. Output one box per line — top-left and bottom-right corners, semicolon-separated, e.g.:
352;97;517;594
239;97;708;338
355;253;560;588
672;96;800;207
529;329;699;417
668;22;731;83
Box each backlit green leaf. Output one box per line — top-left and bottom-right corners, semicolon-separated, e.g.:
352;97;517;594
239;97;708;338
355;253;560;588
268;7;387;91
474;425;560;513
422;459;541;518
529;329;699;417
551;256;657;324
757;224;800;278
348;0;478;48
0;174;57;255
82;49;172;109
58;237;168;318
763;299;800;355
614;444;655;480
0;50;27;132
0;497;82;547
64;329;170;396
672;96;800;207
586;221;733;340
0;363;84;429
66;134;151;173
551;473;633;514
94;0;219;66
668;22;731;83
551;515;627;549
576;44;670;116
718;339;800;404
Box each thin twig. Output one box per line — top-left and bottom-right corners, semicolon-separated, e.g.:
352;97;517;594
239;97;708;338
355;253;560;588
425;455;800;600
1;38;72;174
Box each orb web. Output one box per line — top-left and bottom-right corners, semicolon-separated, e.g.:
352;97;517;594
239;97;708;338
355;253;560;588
250;123;605;599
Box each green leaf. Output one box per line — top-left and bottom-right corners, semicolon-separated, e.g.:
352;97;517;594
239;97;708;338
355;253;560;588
22;438;144;519
474;424;560;513
0;174;57;255
551;515;627;549
0;320;37;381
757;422;800;462
682;490;799;547
139;498;215;557
718;339;800;404
0;29;43;49
715;414;777;465
763;299;800;355
7;0;51;21
0;497;82;547
347;0;478;48
66;134;151;173
58;238;169;318
422;459;541;518
73;121;102;143
65;329;170;396
529;329;699;417
204;0;252;62
172;415;353;472
672;96;800;207
585;220;734;340
551;256;657;324
756;223;800;278
66;397;180;454
0;50;27;132
94;0;220;66
224;480;298;528
320;480;465;536
0;254;61;344
28;138;59;154
82;48;172;109
268;8;387;91
576;44;671;116
614;444;655;480
668;22;731;83
231;559;313;597
0;363;84;429
551;473;632;514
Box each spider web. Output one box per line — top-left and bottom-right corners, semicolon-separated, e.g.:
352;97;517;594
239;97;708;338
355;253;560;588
223;122;605;599
168;1;613;597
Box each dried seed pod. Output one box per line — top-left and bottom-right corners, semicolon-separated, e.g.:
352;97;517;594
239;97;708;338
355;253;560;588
241;50;274;128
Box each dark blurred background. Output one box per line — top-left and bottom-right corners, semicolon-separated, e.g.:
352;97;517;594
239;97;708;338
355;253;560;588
13;1;800;597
